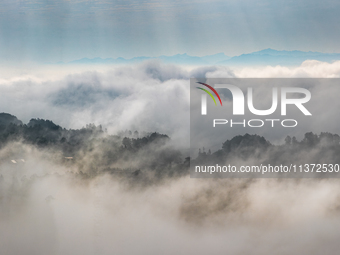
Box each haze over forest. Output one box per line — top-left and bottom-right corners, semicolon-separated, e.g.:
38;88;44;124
2;109;340;254
2;58;340;254
2;0;340;254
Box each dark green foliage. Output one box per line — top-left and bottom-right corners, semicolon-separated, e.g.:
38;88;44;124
0;113;189;180
193;132;340;168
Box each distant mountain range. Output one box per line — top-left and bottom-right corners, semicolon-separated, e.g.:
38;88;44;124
219;49;340;66
63;53;230;66
60;49;340;66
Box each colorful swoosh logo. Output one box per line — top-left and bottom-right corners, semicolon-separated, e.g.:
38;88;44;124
196;82;223;106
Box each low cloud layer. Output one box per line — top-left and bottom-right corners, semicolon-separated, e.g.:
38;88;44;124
1;60;340;144
2;141;340;255
2;60;340;254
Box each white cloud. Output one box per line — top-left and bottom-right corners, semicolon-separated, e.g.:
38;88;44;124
1;60;340;254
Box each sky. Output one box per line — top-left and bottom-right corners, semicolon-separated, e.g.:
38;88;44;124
1;0;340;63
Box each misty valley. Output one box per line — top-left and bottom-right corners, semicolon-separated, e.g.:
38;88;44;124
1;112;340;180
1;112;340;255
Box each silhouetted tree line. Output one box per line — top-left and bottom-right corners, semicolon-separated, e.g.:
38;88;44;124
2;112;340;180
194;132;340;167
0;113;189;179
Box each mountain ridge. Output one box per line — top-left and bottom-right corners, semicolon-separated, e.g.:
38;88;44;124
56;49;340;66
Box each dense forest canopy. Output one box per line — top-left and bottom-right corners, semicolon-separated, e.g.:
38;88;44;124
1;112;339;180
